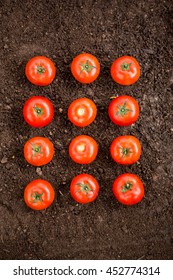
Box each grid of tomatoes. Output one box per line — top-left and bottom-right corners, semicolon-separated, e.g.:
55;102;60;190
23;53;144;210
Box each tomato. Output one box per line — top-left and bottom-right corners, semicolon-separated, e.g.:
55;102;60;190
71;53;100;83
112;173;144;205
24;137;54;166
108;95;139;126
25;56;56;86
110;135;141;165
68;98;97;127
23;96;54;128
70;174;100;204
111;56;140;85
24;179;55;210
69;135;98;164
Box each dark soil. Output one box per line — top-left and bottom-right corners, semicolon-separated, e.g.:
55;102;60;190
0;0;173;260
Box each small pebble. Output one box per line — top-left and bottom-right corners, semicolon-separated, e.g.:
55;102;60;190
1;156;8;164
36;167;42;176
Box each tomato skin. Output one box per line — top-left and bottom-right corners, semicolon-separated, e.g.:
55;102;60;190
25;56;56;86
110;135;141;165
23;96;54;128
24;137;54;166
68;98;97;127
111;56;140;85
69;135;98;164
24;179;55;210
70;174;100;204
71;53;100;84
112;173;144;205
108;95;139;126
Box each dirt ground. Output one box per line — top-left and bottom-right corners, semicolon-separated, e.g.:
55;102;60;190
0;0;173;260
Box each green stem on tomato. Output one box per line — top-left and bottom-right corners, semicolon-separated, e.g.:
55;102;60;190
120;61;132;71
121;182;133;193
116;102;132;117
33;105;44;116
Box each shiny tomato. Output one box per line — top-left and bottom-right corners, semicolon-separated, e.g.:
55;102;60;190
111;56;140;85
69;135;98;164
25;56;56;86
70;174;100;204
71;53;100;83
24;179;55;210
23;96;54;128
110;135;141;165
68;98;97;127
112;173;144;205
108;95;139;126
24;137;54;166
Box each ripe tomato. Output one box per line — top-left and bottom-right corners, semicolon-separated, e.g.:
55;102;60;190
110;135;141;165
111;56;140;85
68;98;97;127
23;96;54;128
69;135;98;164
108;95;139;126
70;174;100;204
71;53;100;83
25;56;56;86
112;173;144;205
24;179;55;210
24;137;54;166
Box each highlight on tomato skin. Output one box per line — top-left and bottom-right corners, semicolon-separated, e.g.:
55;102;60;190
71;53;100;84
69;135;98;164
25;56;56;86
108;95;140;126
112;173;144;205
110;135;142;165
24;179;55;210
24;136;54;166
70;173;100;204
23;96;54;128
68;98;97;127
110;56;140;86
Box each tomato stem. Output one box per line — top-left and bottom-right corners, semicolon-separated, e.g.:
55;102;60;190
76;182;93;196
30;142;43;158
33;105;44;116
36;65;45;74
116;102;132;117
121;62;132;71
119;147;133;158
79;60;96;75
121;182;133;193
32;192;44;203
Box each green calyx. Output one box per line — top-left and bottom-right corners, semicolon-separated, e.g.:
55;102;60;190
79;60;96;74
76;182;93;195
30;142;43;158
121;147;132;158
33;105;44;117
36;65;45;74
32;192;44;203
120;61;132;71
121;182;133;193
116;102;132;117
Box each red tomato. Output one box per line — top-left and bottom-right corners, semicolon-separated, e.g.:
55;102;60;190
68;98;97;127
111;56;140;85
110;135;141;165
71;53;100;83
25;56;56;86
112;173;144;205
24;179;55;210
24;137;54;166
108;95;139;126
69;135;98;164
23;96;54;128
70;174;100;204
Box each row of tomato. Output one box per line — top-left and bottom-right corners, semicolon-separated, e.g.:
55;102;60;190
25;54;140;86
23;54;143;210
